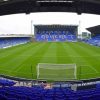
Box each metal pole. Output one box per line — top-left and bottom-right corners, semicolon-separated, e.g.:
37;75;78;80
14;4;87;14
31;20;33;35
79;66;81;80
31;65;34;79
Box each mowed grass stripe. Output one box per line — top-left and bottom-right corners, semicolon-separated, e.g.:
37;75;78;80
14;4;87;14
75;43;100;69
0;42;41;67
0;42;35;57
71;42;100;68
0;44;40;68
56;42;73;64
13;43;51;78
0;42;39;60
10;43;46;70
76;42;100;56
67;42;94;64
0;42;41;73
0;42;99;80
81;42;100;54
39;42;57;64
68;42;100;79
0;43;47;78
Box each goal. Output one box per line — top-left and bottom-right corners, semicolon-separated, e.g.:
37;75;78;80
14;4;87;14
37;63;77;81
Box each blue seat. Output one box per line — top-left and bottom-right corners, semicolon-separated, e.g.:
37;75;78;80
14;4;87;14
0;94;7;100
0;83;99;100
7;98;17;100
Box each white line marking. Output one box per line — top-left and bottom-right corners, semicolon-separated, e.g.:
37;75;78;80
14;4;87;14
88;66;99;73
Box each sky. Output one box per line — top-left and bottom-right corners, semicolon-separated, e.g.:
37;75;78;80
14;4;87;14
0;12;100;34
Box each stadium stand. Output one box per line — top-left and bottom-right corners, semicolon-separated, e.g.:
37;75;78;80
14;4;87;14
36;31;77;42
86;25;100;47
35;25;77;42
0;75;99;100
0;0;99;100
0;37;30;49
0;82;100;100
0;79;16;87
84;34;100;47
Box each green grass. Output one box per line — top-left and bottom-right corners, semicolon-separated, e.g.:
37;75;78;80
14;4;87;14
0;42;100;80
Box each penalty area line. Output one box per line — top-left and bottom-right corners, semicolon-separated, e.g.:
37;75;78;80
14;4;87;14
88;66;99;73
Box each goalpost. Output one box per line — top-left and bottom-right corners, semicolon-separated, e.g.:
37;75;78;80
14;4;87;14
37;63;77;81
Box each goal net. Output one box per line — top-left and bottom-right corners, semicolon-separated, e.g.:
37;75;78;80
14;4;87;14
37;63;77;81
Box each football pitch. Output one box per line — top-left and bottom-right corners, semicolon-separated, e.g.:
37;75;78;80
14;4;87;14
0;42;100;80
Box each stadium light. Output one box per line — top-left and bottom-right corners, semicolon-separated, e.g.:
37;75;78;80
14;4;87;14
3;0;9;1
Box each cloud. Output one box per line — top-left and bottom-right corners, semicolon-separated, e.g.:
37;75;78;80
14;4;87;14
0;13;99;34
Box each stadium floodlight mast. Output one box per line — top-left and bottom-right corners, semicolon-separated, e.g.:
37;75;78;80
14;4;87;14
37;63;77;81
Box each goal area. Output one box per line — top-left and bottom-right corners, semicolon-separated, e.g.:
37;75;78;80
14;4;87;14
37;63;77;81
